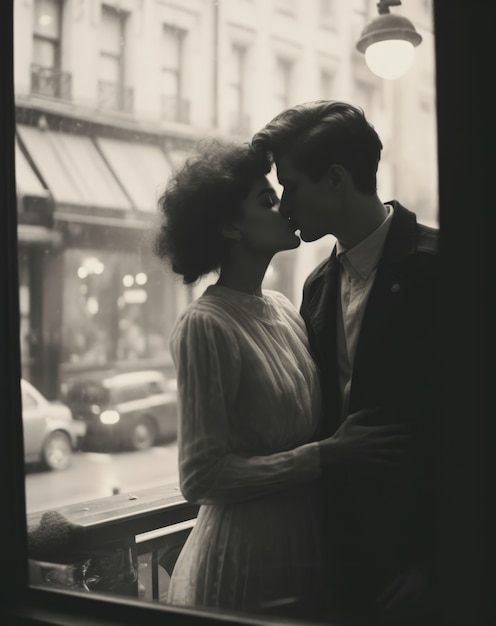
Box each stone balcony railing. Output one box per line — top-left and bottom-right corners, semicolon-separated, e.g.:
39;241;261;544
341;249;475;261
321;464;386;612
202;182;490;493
98;81;134;114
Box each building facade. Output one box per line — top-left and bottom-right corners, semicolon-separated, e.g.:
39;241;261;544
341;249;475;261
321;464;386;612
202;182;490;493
13;0;437;399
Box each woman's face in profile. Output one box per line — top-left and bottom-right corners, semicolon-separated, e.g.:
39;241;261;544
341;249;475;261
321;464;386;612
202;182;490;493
236;175;301;254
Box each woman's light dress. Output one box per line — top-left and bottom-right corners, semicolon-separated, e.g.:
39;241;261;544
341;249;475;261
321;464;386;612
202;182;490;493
167;285;325;618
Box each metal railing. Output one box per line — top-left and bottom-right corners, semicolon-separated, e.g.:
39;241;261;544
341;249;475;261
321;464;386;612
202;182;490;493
160;95;190;124
26;483;199;603
30;64;72;100
98;81;134;114
136;518;195;602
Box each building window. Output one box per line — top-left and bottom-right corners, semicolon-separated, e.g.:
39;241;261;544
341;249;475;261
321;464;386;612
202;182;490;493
62;250;170;368
319;0;336;17
31;0;71;99
228;43;250;135
353;0;369;16
353;78;376;116
98;5;133;113
320;69;335;99
275;0;297;16
7;0;441;617
275;57;293;111
160;24;189;124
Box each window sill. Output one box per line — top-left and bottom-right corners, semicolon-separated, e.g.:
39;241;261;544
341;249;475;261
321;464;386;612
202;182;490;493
4;585;285;626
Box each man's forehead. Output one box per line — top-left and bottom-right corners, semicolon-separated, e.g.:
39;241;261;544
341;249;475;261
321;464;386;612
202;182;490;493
275;155;304;184
275;154;296;181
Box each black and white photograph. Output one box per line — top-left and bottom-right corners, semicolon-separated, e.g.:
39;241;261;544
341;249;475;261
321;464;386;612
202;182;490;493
0;1;490;626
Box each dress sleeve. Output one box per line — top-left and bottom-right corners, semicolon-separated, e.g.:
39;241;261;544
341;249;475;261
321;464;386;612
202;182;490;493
170;309;321;505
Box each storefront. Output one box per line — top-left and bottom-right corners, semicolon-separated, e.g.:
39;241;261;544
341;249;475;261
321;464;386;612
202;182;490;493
15;117;191;399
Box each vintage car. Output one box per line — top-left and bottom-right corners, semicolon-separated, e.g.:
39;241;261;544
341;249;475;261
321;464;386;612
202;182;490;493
63;370;178;451
22;378;86;471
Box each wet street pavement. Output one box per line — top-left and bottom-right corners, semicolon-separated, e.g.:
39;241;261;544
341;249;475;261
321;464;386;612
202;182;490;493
24;442;179;513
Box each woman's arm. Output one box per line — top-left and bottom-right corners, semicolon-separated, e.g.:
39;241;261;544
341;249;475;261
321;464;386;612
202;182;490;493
170;309;321;505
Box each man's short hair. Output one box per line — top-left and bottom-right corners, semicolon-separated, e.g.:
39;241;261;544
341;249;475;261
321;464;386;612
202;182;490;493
251;100;383;194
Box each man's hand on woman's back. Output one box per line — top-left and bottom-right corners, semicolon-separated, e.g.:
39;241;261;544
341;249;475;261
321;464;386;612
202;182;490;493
318;408;410;466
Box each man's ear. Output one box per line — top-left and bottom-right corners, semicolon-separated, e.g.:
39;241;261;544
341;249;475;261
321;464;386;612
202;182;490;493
219;221;242;241
327;164;348;190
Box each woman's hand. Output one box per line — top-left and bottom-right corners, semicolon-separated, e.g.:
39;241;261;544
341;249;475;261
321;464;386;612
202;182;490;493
318;408;410;466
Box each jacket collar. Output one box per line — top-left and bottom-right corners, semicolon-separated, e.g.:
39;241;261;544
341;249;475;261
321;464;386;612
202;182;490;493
381;200;418;265
323;200;417;275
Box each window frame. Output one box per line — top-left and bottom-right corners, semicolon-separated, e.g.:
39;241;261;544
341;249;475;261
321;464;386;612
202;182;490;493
32;0;63;71
274;56;293;111
319;67;335;99
160;23;188;123
98;4;131;113
99;4;126;84
31;0;69;99
228;41;249;134
1;0;490;625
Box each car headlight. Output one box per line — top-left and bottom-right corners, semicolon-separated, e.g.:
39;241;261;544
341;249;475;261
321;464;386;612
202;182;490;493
99;410;120;425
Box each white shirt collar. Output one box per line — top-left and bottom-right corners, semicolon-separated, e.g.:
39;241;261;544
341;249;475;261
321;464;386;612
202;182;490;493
336;204;394;281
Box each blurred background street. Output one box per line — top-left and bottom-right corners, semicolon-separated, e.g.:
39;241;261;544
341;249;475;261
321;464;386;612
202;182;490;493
14;0;437;523
25;441;179;513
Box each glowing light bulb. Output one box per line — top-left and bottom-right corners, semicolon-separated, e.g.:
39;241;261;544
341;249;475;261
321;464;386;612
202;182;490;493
364;39;415;80
123;274;134;287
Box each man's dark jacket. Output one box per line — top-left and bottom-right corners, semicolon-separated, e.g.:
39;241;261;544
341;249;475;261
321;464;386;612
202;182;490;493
300;201;440;616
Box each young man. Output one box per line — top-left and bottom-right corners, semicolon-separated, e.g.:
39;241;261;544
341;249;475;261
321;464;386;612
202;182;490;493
252;101;440;626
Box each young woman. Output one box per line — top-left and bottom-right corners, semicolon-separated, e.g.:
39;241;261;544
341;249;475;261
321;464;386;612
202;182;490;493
154;138;407;620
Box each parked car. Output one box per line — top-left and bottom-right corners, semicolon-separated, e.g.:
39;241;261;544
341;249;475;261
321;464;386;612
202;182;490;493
22;378;86;471
63;370;178;451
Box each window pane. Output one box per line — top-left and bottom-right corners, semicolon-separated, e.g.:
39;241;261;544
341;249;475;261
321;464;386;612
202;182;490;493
33;0;61;39
320;69;335;99
275;57;293;109
63;250;118;366
99;54;121;83
319;0;335;15
162;25;181;68
14;0;438;620
100;6;123;56
161;68;179;96
230;44;245;84
33;37;57;67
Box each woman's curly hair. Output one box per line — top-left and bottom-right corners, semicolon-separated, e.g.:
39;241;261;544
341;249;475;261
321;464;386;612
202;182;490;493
154;138;271;284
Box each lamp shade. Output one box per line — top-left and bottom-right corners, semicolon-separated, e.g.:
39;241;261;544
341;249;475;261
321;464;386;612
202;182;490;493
357;13;422;80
